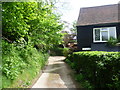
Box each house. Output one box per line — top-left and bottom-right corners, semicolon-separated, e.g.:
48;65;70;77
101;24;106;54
76;4;120;51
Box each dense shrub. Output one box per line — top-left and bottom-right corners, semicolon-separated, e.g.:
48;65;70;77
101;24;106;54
63;48;71;57
107;37;119;46
2;1;63;88
49;47;64;56
2;40;49;88
49;47;70;57
65;51;120;89
2;2;64;52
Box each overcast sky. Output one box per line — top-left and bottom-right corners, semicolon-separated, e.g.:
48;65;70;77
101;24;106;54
56;0;120;25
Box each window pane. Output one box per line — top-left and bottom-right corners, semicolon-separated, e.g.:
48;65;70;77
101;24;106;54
101;31;108;41
109;27;116;38
95;29;100;41
101;28;108;31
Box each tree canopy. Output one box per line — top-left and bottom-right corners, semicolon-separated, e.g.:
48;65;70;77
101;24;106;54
2;1;64;87
2;1;64;51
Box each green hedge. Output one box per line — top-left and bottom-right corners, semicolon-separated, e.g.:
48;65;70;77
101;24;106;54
65;51;120;89
49;47;64;56
50;47;70;57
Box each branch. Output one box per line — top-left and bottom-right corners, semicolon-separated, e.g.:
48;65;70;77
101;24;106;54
2;36;13;43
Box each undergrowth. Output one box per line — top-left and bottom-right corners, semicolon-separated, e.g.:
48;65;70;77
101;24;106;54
2;40;49;88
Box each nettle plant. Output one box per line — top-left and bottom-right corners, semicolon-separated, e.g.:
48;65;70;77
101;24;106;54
107;36;120;46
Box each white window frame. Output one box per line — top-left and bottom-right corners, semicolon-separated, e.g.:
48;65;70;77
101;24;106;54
93;27;117;42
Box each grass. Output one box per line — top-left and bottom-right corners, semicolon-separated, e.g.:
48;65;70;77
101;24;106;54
2;59;48;88
9;67;40;88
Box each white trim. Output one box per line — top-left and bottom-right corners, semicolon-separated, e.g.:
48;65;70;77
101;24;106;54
93;27;117;43
94;41;107;43
93;28;95;42
82;48;91;50
100;29;102;41
93;28;101;42
108;28;110;40
114;27;117;39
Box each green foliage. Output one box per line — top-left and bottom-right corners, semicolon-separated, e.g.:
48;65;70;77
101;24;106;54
2;41;24;80
49;47;64;56
65;51;120;89
75;74;93;88
49;47;70;56
63;48;70;57
2;2;33;42
70;20;77;34
2;2;64;51
2;40;49;88
2;1;64;88
107;37;118;46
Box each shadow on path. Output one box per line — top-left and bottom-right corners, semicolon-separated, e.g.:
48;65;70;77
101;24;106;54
32;56;81;88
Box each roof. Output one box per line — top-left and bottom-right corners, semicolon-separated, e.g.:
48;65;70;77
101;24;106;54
77;4;120;26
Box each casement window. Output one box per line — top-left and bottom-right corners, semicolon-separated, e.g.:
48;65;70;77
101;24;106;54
93;27;117;42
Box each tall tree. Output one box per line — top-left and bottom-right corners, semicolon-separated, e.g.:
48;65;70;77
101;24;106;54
70;20;77;34
2;1;64;51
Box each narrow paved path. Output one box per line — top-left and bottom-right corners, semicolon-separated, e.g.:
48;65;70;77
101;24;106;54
32;56;80;88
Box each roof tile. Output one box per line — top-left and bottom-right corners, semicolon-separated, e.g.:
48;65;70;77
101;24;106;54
77;4;120;26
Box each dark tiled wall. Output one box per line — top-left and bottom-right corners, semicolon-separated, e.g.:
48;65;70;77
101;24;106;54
91;43;120;52
77;23;120;51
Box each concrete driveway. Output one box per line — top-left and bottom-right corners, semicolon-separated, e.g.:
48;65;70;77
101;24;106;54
32;56;80;88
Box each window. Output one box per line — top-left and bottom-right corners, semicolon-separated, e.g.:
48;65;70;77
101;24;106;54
93;27;117;42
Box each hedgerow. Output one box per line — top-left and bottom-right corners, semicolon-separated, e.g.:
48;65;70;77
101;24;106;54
65;51;120;89
2;40;49;88
49;47;70;56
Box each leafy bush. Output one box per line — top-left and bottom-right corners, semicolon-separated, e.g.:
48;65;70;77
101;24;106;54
107;37;118;46
63;48;70;57
65;51;120;89
49;47;64;56
2;2;64;52
2;40;49;88
2;1;63;88
49;47;70;57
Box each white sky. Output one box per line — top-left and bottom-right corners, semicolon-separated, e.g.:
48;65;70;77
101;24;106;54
56;0;120;25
